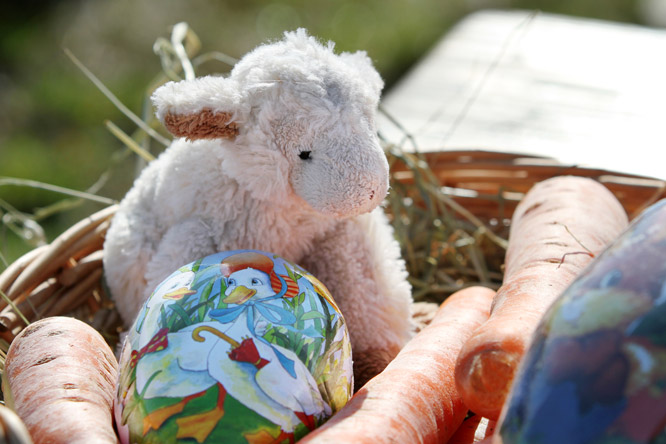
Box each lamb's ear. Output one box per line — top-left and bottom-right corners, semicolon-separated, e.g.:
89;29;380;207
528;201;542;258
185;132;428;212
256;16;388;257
151;76;244;140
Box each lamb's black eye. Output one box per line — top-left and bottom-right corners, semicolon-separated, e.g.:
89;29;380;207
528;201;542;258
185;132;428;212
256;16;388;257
299;151;312;160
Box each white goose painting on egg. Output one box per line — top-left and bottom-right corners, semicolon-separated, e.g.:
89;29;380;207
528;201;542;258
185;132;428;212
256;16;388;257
115;250;353;444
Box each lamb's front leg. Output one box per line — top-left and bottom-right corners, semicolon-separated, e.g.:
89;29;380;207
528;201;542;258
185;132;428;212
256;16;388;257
143;218;217;306
300;208;414;388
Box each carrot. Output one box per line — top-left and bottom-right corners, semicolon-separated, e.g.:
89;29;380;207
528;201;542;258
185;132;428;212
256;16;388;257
2;317;119;444
448;415;496;444
455;176;628;420
299;286;495;444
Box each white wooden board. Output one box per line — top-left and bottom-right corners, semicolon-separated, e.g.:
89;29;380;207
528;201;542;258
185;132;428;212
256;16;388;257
378;9;666;180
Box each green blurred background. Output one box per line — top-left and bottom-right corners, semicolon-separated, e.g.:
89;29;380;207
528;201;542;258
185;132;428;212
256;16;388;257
0;0;659;265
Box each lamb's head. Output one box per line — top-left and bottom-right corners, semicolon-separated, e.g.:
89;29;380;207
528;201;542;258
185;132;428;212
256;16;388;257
152;29;388;218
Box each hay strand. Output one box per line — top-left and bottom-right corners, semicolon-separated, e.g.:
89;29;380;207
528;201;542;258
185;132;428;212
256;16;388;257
64;48;171;147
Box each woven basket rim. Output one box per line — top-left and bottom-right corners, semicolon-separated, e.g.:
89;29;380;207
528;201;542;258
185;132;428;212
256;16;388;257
1;152;665;346
0;204;120;346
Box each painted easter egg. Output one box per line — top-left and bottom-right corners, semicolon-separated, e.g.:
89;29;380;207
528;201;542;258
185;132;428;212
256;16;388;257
114;250;353;444
497;199;666;444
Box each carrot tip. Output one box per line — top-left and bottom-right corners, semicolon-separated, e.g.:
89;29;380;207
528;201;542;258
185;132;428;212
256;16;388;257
458;348;521;419
469;349;519;393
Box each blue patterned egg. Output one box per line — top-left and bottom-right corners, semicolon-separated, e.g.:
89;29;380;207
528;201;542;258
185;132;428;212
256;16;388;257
114;250;353;444
498;200;666;444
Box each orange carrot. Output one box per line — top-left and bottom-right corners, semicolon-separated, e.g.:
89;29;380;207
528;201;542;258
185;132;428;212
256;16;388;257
2;317;119;444
448;415;496;444
455;176;628;420
299;286;495;444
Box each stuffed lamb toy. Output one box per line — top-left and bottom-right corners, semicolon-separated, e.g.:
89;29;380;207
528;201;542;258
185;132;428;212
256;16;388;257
103;29;414;386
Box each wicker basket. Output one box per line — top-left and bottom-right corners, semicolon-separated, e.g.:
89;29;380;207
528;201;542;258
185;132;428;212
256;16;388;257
393;150;666;221
1;149;664;349
0;205;121;347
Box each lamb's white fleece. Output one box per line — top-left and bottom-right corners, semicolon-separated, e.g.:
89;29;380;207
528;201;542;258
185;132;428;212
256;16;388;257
103;29;413;384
